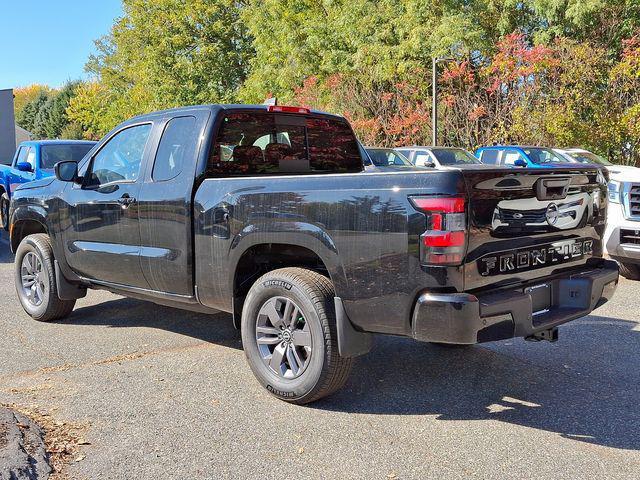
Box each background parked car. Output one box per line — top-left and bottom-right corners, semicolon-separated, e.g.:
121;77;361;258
476;145;573;168
363;147;417;171
396;146;482;168
556;148;640;280
0;140;96;229
554;148;615;168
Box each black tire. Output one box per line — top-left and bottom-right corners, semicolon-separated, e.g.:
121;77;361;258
0;193;9;231
241;267;352;404
619;261;640;281
14;234;76;322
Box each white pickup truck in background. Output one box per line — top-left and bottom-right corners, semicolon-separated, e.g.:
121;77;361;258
556;148;640;280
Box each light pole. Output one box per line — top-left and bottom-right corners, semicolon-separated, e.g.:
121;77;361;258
432;57;456;146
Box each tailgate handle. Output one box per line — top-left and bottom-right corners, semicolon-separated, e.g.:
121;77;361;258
536;177;570;200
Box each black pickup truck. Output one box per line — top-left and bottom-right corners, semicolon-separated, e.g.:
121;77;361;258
9;104;618;403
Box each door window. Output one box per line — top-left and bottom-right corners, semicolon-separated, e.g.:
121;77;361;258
87;124;152;186
14;147;28;166
502;150;524;166
414;152;432;166
25;148;36;171
396;149;411;159
152;116;197;181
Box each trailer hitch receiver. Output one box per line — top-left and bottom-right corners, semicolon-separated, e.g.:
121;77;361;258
525;327;559;343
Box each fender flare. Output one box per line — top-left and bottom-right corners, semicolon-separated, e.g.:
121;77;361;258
228;222;348;297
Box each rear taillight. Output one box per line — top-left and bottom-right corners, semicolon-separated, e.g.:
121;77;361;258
409;195;467;266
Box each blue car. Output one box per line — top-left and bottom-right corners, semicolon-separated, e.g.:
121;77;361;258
475;145;573;168
0;140;96;229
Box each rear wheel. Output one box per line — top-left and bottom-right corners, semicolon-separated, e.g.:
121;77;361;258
619;261;640;281
14;234;76;322
241;267;352;404
0;193;9;231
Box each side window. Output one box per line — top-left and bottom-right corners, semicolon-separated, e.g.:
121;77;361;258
479;150;499;164
503;149;524;166
15;147;28;166
26;148;36;171
396;149;411;159
153;116;197;182
414;152;432;166
389;152;406;165
87;124;152;186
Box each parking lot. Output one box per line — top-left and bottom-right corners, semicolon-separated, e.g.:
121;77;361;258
0;232;639;479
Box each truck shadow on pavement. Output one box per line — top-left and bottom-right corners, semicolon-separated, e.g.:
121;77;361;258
65;297;243;351
0;238;13;264
315;315;640;451
29;294;640;451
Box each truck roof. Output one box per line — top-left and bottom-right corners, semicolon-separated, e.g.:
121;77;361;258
18;139;97;147
124;104;346;124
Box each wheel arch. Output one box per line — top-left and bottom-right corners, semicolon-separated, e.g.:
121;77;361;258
10;208;49;253
230;237;347;329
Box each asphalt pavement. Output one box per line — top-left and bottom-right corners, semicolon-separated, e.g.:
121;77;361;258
0;232;639;479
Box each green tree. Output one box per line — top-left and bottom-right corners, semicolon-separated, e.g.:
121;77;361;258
15;90;50;134
79;0;254;132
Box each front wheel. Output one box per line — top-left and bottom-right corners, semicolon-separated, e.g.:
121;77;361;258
14;234;76;322
241;267;352;404
619;261;640;281
0;193;9;231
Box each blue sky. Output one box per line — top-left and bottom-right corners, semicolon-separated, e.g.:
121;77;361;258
0;0;123;89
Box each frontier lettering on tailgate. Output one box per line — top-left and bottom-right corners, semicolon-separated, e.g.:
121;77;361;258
478;238;594;276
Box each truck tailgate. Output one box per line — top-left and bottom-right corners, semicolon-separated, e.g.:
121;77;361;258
461;167;607;291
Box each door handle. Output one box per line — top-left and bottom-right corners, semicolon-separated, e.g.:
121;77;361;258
117;194;136;208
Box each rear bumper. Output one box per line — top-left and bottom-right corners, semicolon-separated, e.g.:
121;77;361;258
411;260;619;344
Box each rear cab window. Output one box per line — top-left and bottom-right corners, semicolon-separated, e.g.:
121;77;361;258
208;110;363;176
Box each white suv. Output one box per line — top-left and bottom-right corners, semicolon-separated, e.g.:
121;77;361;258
556;148;640;279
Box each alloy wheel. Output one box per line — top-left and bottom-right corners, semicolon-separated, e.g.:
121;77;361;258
21;252;46;306
255;296;313;379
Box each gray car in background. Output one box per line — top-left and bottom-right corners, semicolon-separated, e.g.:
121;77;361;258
397;146;482;168
363;147;417;171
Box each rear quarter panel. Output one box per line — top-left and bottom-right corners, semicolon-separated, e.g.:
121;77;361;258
194;170;465;335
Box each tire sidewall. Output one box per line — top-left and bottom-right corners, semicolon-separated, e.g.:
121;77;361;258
0;194;8;231
15;237;52;319
241;275;327;402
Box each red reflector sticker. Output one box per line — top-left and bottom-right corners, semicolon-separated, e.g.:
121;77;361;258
423;231;466;247
426;253;464;264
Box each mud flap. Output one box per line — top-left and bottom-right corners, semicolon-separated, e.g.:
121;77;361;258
54;260;87;300
334;297;373;358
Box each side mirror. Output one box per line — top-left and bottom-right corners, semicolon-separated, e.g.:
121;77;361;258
16;162;33;172
55;161;79;183
514;158;527;168
424;161;436;168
